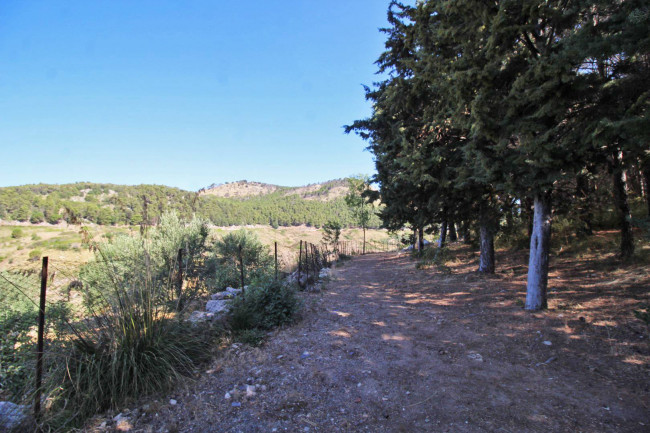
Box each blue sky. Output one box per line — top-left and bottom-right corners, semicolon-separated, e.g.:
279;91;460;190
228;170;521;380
0;0;391;190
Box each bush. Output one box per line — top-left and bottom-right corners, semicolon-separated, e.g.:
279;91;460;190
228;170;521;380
213;230;272;289
28;249;42;261
229;279;299;332
11;228;23;239
81;211;210;312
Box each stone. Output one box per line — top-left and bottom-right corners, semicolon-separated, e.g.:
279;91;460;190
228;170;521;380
467;353;484;362
210;292;231;300
226;287;243;295
169;399;177;405
245;385;256;397
206;300;229;314
0;402;28;431
187;311;215;323
224;392;231;400
543;341;552;346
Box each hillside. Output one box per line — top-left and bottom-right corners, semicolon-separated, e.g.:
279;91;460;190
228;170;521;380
0;179;367;228
199;179;349;201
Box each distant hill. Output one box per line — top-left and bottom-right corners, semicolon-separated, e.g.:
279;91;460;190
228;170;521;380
199;179;349;201
0;179;376;228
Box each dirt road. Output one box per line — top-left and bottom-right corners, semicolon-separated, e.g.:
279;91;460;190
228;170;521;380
123;251;649;433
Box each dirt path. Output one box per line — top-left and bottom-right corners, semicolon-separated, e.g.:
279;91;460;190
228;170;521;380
120;251;649;433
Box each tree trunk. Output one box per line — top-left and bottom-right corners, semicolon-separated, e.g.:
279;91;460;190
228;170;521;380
363;227;366;255
524;196;534;239
575;173;593;237
438;221;447;248
525;192;552;311
413;228;418;251
448;221;458;242
418;226;424;251
478;205;495;274
461;220;471;244
642;159;650;217
611;153;634;259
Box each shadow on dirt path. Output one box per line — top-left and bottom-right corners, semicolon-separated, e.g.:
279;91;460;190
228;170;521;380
125;251;649;433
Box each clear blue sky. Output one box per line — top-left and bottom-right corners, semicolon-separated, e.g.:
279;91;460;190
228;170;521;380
0;0;391;191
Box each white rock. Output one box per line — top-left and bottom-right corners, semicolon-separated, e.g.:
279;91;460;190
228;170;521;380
224;392;231;400
206;300;229;314
543;341;552;346
187;311;214;323
226;287;243;295
210;292;231;300
467;353;484;362
169;399;177;405
245;385;256;397
0;402;28;431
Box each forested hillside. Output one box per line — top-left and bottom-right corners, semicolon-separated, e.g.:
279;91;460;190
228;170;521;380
0;180;370;228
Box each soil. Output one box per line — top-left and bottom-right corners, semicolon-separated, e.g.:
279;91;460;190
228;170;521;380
94;243;650;433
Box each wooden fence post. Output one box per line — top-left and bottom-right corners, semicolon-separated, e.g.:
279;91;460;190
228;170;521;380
239;244;245;293
305;243;309;285
176;248;183;311
298;240;303;285
35;256;48;421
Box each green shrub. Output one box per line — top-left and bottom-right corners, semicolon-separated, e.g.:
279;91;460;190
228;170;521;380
11;228;23;239
213;230;272;289
31;233;41;241
81;211;210;312
28;249;42;261
229;279;299;331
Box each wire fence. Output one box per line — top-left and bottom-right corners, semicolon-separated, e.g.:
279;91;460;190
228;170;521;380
0;237;402;429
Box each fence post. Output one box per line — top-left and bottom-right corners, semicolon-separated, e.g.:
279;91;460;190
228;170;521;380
274;241;278;280
239;244;245;294
298;240;302;286
176;248;183;311
35;256;48;421
305;243;309;286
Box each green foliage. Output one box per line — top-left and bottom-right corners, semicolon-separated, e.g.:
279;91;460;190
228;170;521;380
228;279;299;331
0;272;71;404
233;328;267;346
81;211;210;312
10;228;23;239
344;176;376;229
322;221;342;248
0;180;365;228
415;246;451;273
28;249;42;261
46;275;212;428
213;230;272;289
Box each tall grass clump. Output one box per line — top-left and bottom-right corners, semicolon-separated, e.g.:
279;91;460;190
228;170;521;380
47;280;210;427
42;258;212;429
